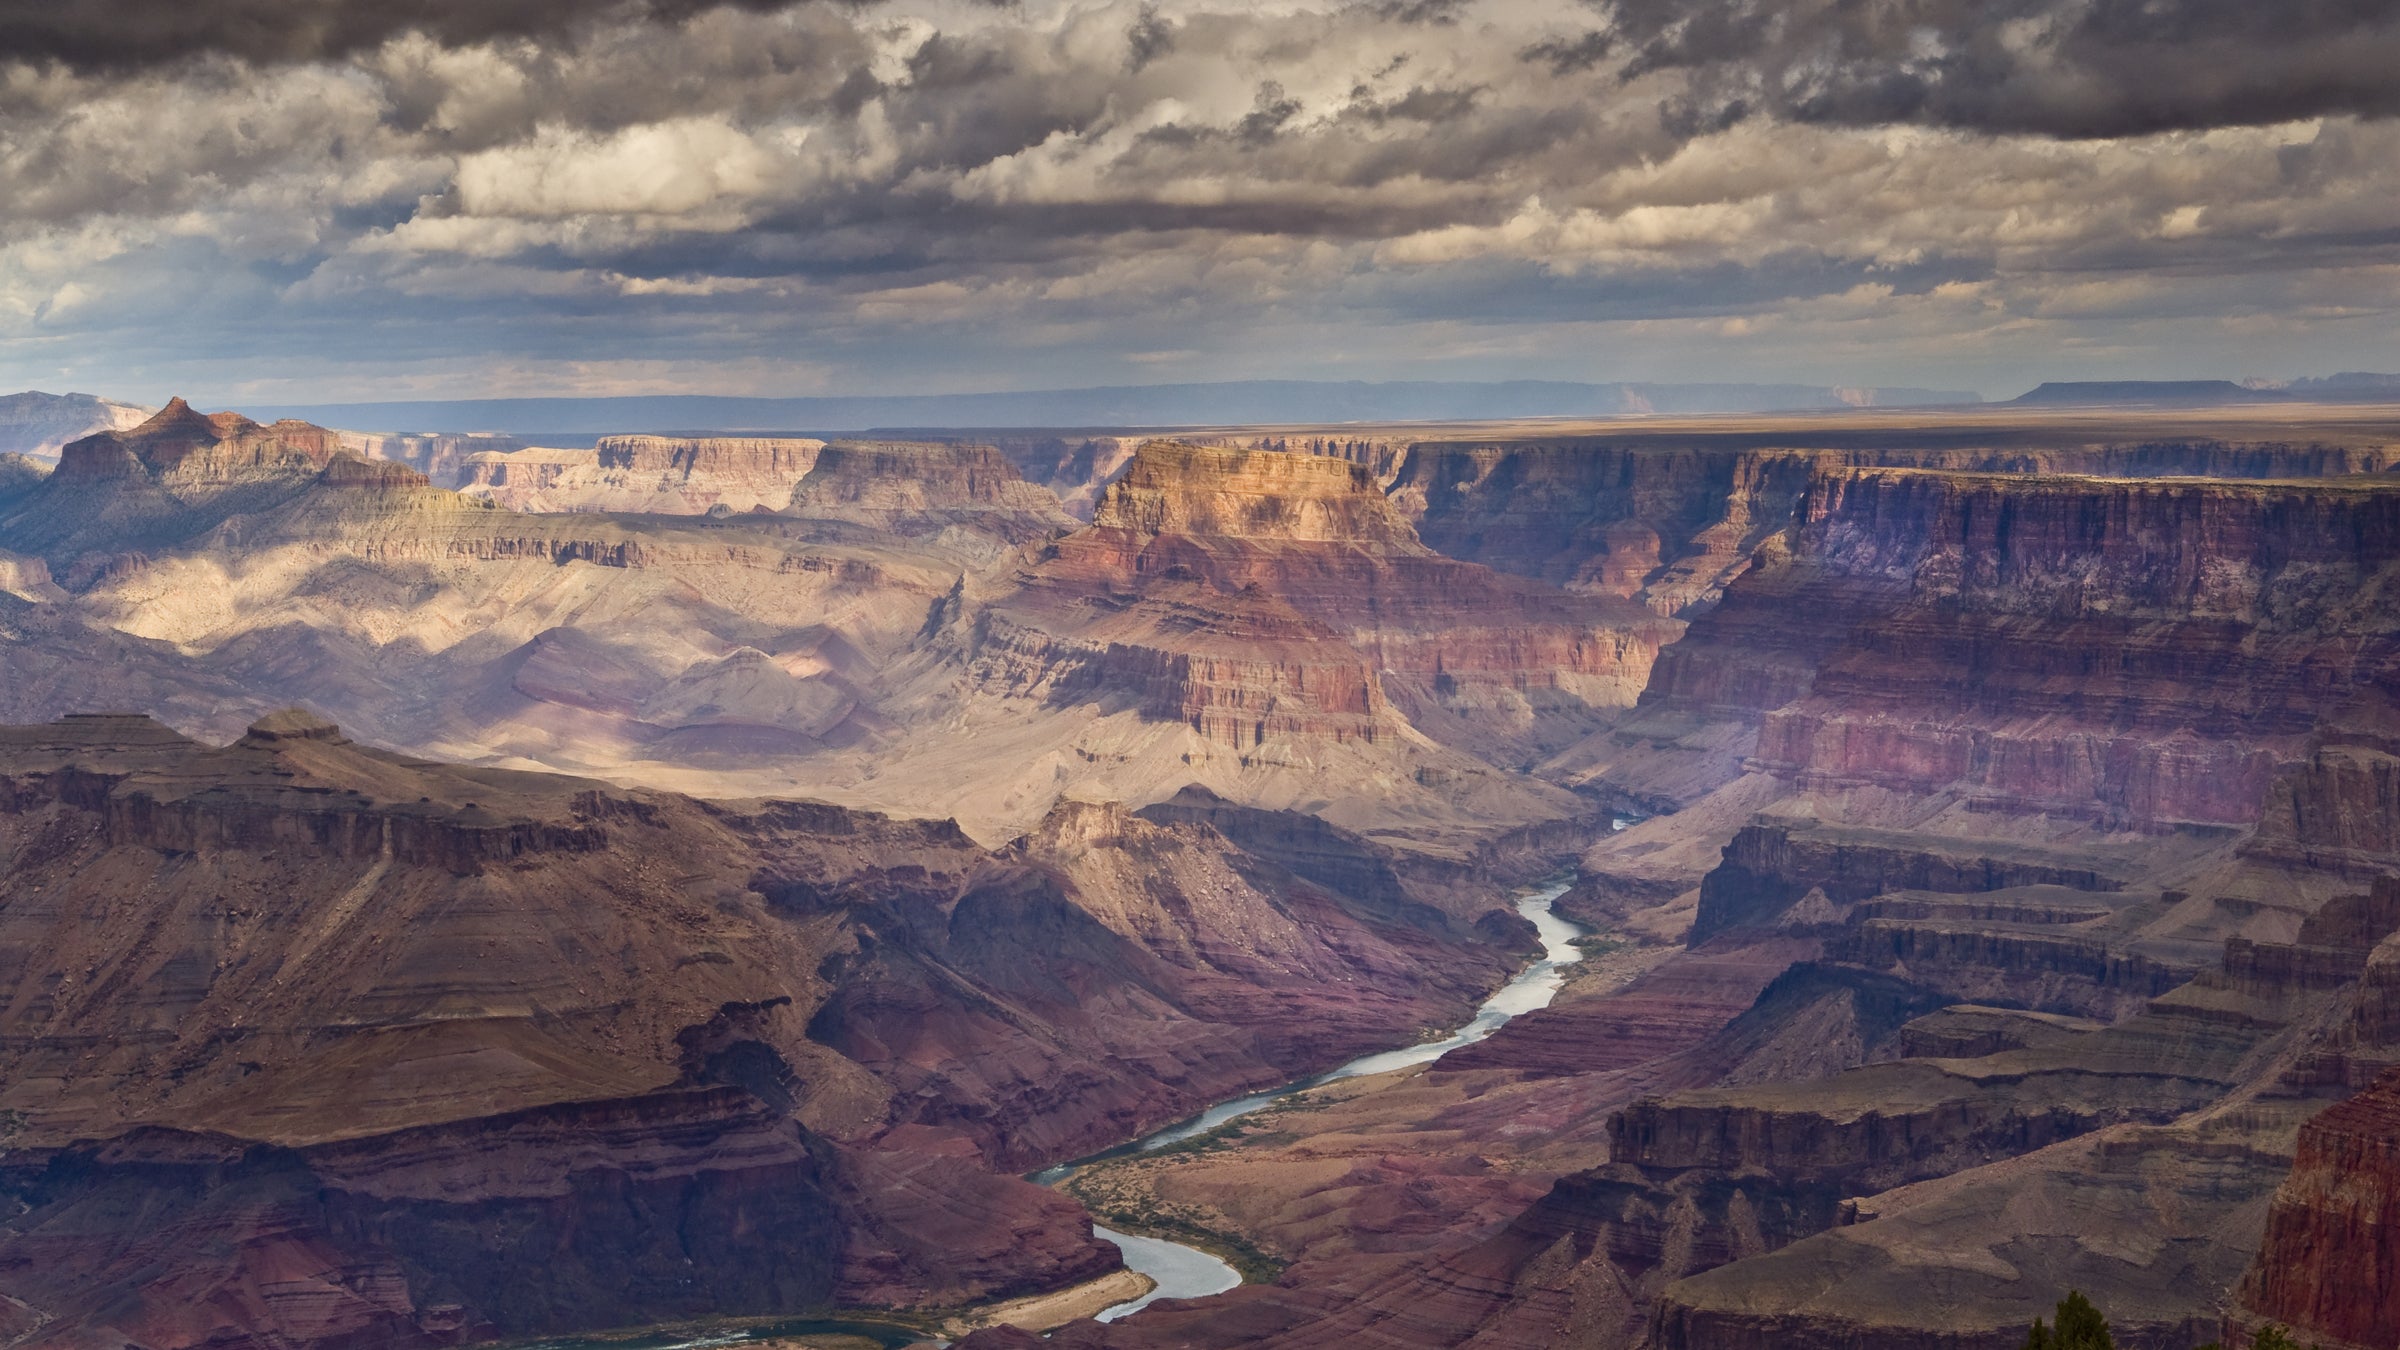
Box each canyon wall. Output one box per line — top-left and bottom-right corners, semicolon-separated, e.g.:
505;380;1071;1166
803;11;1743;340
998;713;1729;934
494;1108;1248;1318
458;434;829;513
977;447;2400;1350
1375;428;2400;617
973;441;1681;768
2238;1068;2400;1349
1594;468;2400;827
340;429;528;486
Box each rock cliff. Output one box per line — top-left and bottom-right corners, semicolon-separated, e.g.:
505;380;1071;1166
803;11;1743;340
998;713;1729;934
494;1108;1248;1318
459;434;829;514
995;444;2400;1348
2237;1067;2400;1350
783;440;1076;546
1587;468;2400;828
1375;419;2400;618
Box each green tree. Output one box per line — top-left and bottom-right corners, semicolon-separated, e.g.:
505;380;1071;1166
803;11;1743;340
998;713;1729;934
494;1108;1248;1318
2024;1291;2115;1350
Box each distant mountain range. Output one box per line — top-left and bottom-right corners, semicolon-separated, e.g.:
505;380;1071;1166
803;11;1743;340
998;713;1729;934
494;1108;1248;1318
2010;374;2400;407
236;380;1984;437
11;372;2396;457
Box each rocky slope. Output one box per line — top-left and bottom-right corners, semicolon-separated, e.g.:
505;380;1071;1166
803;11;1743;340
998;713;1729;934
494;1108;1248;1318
981;433;1151;518
1570;466;2400;823
20;398;2400;1349
0;710;1523;1350
1408;436;2392;612
0;402;1649;857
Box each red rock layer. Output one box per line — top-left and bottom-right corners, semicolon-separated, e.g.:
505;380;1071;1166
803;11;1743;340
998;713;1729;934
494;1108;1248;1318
809;799;1522;1170
971;584;1393;747
1627;469;2400;826
2240;1074;2400;1350
977;441;1679;756
55;397;342;484
0;1088;1109;1350
1376;428;2400;615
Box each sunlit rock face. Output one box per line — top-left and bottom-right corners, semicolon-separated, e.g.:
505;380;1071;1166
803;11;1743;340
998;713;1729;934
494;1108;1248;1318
458;435;830;514
975;440;1681;759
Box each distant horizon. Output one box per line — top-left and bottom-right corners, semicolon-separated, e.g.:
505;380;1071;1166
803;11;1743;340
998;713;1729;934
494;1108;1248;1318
22;370;2400;439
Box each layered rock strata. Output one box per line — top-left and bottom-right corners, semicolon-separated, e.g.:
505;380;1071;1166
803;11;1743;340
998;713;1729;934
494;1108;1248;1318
459;435;829;514
1376;419;2400;617
339;430;527;487
2237;1067;2400;1349
0;413;977;772
970;442;1681;766
1587;469;2400;825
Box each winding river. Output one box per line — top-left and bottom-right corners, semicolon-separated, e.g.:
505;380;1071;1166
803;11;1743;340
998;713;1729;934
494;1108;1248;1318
1042;879;1590;1321
518;882;1592;1348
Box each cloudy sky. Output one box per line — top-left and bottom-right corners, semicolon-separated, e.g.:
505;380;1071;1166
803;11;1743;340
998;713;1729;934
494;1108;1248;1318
2;0;2397;404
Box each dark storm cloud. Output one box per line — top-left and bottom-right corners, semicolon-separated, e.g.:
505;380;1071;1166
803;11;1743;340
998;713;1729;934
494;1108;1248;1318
5;0;2400;402
1598;0;2400;138
0;0;817;71
1522;30;1613;76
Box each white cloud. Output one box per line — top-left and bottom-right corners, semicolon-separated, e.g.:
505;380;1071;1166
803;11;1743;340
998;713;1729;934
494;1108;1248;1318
451;117;783;219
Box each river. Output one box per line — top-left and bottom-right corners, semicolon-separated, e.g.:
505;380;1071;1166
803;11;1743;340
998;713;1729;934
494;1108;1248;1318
513;881;1592;1347
1045;879;1589;1321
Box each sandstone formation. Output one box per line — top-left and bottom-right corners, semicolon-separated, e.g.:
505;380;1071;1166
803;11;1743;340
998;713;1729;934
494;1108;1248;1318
968;440;1680;772
731;437;1693;852
2237;1068;2400;1350
458;437;1075;566
782;440;1078;547
0;403;978;787
967;409;2400;630
1391;433;2398;616
978;433;1151;518
458;434;830;513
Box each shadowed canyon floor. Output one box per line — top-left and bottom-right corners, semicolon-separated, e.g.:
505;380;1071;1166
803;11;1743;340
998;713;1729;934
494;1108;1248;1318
7;400;2400;1349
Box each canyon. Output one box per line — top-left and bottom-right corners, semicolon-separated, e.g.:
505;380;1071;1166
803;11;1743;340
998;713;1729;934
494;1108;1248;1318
0;709;1524;1349
6;395;2400;1349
